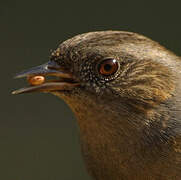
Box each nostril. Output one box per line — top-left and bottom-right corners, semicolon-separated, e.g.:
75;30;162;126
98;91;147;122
47;60;61;70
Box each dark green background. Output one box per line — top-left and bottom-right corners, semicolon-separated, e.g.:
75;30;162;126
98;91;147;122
1;0;181;179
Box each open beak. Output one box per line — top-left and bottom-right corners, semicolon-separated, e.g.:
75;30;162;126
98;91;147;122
12;60;80;95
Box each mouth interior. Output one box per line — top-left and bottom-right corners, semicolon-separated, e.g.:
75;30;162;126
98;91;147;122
28;75;77;85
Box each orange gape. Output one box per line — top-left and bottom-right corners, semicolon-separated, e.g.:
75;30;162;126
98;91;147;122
27;76;45;86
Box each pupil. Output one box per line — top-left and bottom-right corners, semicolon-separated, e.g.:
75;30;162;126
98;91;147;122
104;64;112;71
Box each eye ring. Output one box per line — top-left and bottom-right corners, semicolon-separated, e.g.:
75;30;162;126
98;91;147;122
97;58;119;76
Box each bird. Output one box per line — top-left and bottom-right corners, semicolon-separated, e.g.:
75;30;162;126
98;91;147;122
12;31;181;180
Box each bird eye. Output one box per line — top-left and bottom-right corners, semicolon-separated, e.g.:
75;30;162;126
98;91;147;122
98;58;119;76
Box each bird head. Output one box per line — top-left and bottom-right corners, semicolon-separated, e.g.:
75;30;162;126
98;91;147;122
13;31;176;124
12;31;181;180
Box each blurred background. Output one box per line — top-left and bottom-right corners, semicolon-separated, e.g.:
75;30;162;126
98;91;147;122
1;0;181;179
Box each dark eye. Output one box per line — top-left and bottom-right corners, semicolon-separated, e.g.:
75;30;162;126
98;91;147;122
98;58;119;76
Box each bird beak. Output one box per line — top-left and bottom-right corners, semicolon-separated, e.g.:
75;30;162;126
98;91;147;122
12;60;79;95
